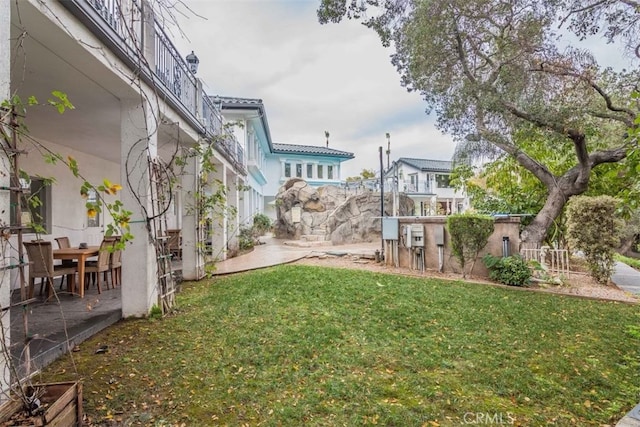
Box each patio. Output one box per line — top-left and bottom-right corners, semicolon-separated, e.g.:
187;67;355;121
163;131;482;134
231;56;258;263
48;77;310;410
9;261;182;379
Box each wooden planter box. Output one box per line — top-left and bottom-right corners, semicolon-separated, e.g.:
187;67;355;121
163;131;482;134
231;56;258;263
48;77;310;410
0;381;82;426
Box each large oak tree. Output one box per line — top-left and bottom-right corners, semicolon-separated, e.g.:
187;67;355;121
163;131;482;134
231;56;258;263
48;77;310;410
319;0;640;248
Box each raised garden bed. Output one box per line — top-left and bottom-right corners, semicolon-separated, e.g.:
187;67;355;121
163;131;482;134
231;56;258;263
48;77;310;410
0;381;82;426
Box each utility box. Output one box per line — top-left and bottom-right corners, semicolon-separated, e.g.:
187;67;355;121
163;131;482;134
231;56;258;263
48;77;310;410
409;224;425;247
382;217;399;240
434;225;445;246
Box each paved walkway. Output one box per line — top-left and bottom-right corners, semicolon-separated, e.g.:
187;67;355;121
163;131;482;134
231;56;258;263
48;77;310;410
612;261;640;427
612;261;640;294
211;236;380;275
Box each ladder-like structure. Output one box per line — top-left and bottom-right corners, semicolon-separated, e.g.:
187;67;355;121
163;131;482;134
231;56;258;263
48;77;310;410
148;159;176;315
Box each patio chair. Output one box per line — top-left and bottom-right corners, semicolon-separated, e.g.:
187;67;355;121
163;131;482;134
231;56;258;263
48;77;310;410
54;236;77;290
108;236;122;287
84;239;113;294
167;229;181;260
23;241;77;298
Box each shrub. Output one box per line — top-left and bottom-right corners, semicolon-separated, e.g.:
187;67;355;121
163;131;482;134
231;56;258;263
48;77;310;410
447;213;494;277
483;254;532;286
238;226;255;251
252;213;272;236
566;195;622;284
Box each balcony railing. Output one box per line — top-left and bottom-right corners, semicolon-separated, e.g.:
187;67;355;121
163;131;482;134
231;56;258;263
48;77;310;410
72;0;245;173
202;94;245;173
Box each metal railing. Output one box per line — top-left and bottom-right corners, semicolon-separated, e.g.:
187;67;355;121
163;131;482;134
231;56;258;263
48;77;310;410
79;0;244;173
153;21;197;113
202;95;245;173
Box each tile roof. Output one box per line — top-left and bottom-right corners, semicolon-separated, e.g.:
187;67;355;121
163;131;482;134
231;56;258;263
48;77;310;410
272;143;354;159
398;157;452;172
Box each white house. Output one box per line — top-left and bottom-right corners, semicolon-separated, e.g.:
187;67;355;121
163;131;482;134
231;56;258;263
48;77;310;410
384;157;469;216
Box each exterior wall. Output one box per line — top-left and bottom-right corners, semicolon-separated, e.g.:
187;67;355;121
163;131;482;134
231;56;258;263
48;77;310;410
385;216;520;278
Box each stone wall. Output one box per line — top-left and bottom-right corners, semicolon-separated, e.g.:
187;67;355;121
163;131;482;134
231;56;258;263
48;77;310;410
274;179;415;244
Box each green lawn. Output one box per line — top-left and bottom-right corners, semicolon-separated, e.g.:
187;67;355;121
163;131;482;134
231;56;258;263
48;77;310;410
41;265;640;426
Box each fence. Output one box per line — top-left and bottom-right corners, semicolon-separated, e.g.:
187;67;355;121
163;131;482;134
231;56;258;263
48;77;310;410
521;247;570;277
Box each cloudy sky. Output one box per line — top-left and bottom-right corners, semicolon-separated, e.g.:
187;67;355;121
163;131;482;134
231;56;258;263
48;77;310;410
171;0;457;178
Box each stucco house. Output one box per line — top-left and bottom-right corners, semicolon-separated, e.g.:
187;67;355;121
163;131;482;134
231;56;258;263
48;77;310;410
1;0;258;388
384;157;469;216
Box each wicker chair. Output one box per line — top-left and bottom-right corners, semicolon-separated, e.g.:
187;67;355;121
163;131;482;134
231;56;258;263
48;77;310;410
23;241;77;298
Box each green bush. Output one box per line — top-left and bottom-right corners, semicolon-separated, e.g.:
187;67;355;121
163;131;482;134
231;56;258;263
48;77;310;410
252;213;272;236
483;254;532;286
447;213;495;277
238;226;255;251
566;196;622;284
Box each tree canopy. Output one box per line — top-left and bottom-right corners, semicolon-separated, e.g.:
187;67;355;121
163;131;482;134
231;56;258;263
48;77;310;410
319;0;640;247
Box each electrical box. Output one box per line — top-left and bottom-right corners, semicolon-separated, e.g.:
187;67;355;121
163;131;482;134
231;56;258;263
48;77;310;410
382;217;399;240
409;224;425;247
434;225;445;246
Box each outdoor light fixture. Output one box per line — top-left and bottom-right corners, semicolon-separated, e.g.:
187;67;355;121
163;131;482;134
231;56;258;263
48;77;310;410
186;50;199;74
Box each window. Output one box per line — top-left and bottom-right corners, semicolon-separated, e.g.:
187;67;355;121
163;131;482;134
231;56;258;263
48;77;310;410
284;162;291;178
328;165;334;180
306;164;313;179
10;177;51;233
435;174;452;188
317;165;324;179
296;163;302;178
87;189;100;227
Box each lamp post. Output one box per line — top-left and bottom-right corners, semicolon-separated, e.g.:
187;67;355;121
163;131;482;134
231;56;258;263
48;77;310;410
186;50;199;74
385;132;391;171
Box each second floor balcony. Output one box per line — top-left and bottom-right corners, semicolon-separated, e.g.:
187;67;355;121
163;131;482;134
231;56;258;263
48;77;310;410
61;0;245;173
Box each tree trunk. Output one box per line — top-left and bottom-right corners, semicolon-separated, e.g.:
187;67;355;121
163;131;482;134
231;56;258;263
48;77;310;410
520;186;574;249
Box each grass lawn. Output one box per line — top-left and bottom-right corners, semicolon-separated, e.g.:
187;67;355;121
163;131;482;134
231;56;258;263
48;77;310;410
41;265;640;426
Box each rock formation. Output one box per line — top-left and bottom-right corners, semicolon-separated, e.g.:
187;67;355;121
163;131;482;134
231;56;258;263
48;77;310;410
273;179;414;244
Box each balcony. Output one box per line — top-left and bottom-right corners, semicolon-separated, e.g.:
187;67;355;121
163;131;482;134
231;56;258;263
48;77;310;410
61;0;245;172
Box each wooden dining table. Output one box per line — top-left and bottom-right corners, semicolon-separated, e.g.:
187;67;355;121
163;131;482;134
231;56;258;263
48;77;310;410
53;246;100;298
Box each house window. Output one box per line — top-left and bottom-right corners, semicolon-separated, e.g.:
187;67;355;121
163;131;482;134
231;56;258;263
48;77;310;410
409;173;418;192
306;164;313;179
317;165;324;179
296;163;302;178
436;174;452;188
328;165;334;180
10;176;51;233
87;188;100;227
284;162;291;178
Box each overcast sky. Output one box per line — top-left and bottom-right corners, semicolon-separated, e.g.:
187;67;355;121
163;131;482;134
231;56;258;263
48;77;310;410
171;0;457;178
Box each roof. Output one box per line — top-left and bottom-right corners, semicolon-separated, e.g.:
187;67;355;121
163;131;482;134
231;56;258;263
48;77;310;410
212;96;263;107
272;143;354;159
397;157;452;172
210;95;274;150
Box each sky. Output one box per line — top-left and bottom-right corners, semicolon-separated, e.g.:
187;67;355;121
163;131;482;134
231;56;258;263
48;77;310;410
170;0;457;178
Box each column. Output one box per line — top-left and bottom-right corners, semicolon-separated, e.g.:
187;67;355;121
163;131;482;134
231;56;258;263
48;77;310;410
210;163;227;261
181;154;203;280
0;0;11;392
120;97;158;317
227;172;240;251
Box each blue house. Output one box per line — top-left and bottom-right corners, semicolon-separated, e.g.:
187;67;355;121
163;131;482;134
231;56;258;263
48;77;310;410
215;97;354;220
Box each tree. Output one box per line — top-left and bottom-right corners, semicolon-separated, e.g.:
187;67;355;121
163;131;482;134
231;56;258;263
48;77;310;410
318;0;639;248
346;168;376;182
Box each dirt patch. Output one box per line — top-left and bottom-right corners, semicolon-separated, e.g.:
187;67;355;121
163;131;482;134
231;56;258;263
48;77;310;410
293;253;638;304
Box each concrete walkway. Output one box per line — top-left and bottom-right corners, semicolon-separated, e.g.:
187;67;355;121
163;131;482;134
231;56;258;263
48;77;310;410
211;236;380;276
